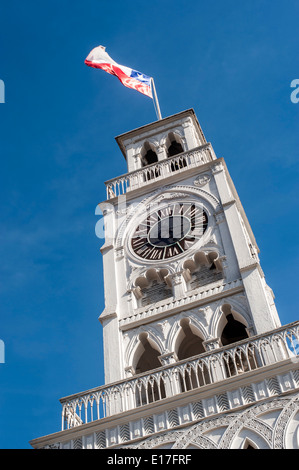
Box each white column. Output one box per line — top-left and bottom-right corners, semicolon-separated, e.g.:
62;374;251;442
182;118;201;149
98;204;123;384
240;267;281;333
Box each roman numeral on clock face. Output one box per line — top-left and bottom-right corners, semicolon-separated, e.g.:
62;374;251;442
131;236;148;250
164;244;183;259
133;244;165;260
157;206;173;218
148;247;164;260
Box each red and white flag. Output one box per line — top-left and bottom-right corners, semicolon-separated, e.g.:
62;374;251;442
85;46;152;98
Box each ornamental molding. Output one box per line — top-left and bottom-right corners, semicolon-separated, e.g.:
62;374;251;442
119;279;245;330
193;174;211;187
212;162;224;174
153;192;189;203
218;397;293;449
124;393;299;450
273;394;299;448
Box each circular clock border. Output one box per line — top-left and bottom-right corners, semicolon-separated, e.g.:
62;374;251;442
129;200;210;263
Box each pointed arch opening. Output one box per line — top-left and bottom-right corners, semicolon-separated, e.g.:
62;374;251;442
219;304;259;377
166;132;187;171
176;318;205;360
244;442;256;449
236;431;270;449
166;132;184;157
134;333;162;374
132;333;166;406
140;141;160;181
175;319;211;391
220;304;249;346
141;141;158;166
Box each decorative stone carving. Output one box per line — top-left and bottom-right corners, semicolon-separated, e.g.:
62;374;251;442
194;174;211;187
115;246;124;259
198;306;212;326
121;394;299;450
212;162;224;174
215;211;225;224
156;320;171;339
158;351;178;366
203;337;221;351
124;366;135;377
154;192;189;203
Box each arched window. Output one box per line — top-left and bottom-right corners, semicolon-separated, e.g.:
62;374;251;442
141;141;158;166
133;334;166;406
220;305;248;346
175;319;211;391
219;305;258;377
166;132;184;157
166;132;187;172
140;141;160;180
176;319;205;361
135;333;161;374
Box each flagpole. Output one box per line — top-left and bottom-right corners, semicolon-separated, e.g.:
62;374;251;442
151;78;162;120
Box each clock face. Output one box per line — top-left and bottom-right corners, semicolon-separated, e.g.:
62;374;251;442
131;202;208;260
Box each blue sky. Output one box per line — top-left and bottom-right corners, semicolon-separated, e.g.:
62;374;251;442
0;0;298;449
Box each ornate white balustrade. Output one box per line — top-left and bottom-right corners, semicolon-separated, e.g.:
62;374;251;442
60;321;299;431
105;143;216;200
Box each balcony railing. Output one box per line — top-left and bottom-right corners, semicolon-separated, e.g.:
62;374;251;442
105;143;216;200
60;321;299;431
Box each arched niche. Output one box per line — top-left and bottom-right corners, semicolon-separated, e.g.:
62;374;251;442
183;250;224;291
184;250;223;273
175;318;205;361
243;438;257;449
165;132;186;172
134;332;162;374
216;304;258;378
166;132;184;157
141;141;158;166
231;428;270;449
220;304;249;346
133;268;172;307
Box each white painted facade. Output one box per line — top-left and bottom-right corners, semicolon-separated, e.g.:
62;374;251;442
30;109;299;450
99;109;281;385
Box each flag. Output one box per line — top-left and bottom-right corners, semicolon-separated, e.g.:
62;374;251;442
85;46;152;98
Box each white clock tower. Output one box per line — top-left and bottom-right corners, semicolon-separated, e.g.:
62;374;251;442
31;109;299;450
